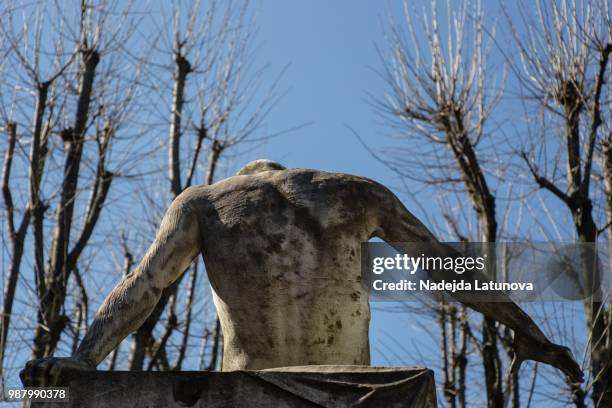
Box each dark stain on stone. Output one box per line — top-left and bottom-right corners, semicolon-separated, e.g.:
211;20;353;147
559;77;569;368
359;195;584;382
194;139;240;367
350;292;360;301
173;378;204;407
327;335;334;345
263;233;285;255
146;284;162;297
292;203;323;241
289;237;305;254
336;320;342;329
246;244;265;266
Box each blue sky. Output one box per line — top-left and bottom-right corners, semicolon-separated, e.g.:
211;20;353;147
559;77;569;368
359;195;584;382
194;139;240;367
249;0;399;178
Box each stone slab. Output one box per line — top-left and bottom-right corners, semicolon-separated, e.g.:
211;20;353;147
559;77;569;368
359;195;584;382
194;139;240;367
31;366;436;407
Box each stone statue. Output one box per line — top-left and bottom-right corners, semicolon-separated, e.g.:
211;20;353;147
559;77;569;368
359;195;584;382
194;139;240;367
20;160;583;386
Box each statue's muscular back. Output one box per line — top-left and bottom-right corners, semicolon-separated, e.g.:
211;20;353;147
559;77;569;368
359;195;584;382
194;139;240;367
190;166;387;370
20;160;583;387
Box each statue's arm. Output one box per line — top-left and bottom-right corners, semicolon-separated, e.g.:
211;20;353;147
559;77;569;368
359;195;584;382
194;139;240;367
370;184;583;383
21;192;201;385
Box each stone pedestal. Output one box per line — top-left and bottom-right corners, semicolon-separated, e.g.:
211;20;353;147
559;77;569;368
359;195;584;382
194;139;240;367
33;366;436;408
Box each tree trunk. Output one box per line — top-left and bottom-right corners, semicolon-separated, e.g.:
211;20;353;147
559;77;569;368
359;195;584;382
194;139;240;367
32;48;100;359
207;318;222;371
588;46;612;408
0;123;31;376
457;307;468;408
168;54;191;197
441;302;455;408
444;118;503;408
174;264;198;370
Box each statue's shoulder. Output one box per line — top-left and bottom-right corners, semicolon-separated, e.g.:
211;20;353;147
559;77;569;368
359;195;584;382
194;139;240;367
243;167;390;195
280;168;381;184
267;169;394;206
195;167;391;200
286;168;388;191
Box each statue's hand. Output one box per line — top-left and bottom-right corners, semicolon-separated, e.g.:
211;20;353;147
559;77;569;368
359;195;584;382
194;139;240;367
548;343;584;384
20;357;94;387
510;333;583;384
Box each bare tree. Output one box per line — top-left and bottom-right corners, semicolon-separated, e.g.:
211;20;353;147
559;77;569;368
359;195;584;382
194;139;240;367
0;123;31;379
0;0;133;372
506;0;611;405
375;0;517;406
604;137;612;264
0;0;282;387
0;1;77;373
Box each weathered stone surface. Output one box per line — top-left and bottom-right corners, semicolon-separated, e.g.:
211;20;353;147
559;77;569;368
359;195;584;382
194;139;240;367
33;366;436;408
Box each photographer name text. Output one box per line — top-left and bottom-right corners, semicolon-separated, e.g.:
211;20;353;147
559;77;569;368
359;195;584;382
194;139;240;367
372;279;534;292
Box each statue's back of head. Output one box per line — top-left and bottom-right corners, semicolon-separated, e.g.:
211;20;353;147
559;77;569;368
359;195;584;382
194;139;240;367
237;159;286;175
